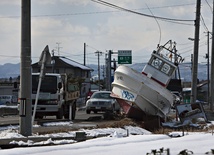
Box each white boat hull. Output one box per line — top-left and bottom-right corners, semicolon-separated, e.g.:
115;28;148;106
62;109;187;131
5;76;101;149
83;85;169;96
112;65;175;118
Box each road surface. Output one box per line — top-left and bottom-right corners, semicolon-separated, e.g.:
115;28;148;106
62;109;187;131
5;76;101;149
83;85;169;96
0;109;114;134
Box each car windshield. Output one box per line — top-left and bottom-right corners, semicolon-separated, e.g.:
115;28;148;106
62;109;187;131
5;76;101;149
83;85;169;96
91;92;113;99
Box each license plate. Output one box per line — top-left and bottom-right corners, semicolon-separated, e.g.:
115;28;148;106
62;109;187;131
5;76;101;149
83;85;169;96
96;107;101;109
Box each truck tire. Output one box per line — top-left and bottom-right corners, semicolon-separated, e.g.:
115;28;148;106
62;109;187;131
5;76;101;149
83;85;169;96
72;103;76;120
56;107;63;119
63;105;69;119
86;110;91;114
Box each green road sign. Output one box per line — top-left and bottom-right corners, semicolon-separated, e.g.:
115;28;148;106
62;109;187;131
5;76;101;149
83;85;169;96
118;50;132;64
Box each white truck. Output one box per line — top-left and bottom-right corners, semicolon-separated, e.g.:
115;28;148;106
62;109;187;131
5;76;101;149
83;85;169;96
32;73;80;120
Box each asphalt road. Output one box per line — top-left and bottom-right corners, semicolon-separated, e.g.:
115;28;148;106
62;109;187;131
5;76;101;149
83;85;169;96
0;109;110;134
0;109;117;148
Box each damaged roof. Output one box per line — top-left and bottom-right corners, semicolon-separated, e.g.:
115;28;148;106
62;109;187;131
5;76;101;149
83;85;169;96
32;56;93;71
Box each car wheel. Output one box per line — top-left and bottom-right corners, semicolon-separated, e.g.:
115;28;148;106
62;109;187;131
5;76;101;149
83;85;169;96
112;104;115;112
6;102;10;106
116;109;120;114
72;103;76;120
86;110;91;114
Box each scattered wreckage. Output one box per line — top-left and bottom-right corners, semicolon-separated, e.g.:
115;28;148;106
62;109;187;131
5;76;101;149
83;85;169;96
162;102;209;130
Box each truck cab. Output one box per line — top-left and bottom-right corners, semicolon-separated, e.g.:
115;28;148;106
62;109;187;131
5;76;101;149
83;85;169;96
31;73;79;119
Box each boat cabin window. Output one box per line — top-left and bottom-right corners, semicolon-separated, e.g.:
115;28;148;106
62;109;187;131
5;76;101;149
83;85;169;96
161;63;171;74
151;57;163;69
149;56;175;76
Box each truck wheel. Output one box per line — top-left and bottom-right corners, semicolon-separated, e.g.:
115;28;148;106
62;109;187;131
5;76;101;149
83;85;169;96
56;107;63;119
86;110;91;114
72;103;76;120
63;105;69;119
64;113;69;119
6;101;10;106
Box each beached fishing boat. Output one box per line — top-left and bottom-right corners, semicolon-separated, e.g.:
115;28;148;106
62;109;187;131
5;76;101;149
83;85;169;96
111;40;183;119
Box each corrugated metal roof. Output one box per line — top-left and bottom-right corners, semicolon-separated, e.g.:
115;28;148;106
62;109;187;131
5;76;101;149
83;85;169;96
59;56;92;71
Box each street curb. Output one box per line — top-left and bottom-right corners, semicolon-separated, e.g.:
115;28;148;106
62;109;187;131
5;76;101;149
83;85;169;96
0;107;18;116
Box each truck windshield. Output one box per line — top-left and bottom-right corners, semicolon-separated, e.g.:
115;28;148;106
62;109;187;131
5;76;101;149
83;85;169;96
32;75;57;93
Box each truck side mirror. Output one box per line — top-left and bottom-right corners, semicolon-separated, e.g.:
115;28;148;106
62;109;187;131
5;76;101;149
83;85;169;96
58;82;62;89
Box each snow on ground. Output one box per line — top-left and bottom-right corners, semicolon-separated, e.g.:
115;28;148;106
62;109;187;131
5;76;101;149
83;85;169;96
0;121;214;155
0;122;151;139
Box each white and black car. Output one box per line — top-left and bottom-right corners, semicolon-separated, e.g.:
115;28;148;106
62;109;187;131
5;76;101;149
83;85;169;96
85;91;120;114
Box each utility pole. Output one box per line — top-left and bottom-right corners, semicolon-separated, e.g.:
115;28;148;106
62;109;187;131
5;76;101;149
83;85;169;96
107;50;112;91
190;0;201;104
102;65;105;80
51;49;55;73
206;32;210;108
84;43;86;66
210;0;214;111
105;53;109;90
20;0;32;136
95;51;102;90
56;42;62;56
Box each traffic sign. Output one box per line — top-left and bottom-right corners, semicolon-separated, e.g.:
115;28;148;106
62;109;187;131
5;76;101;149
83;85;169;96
118;50;132;64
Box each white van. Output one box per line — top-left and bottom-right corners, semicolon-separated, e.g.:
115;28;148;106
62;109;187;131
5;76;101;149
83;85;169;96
0;95;13;105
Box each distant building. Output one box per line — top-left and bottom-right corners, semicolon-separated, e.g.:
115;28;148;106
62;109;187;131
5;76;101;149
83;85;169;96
32;56;93;80
182;80;208;103
32;56;94;101
0;56;94;105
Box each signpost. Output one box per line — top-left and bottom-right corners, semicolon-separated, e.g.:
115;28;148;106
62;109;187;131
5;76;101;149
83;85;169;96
32;45;51;125
118;50;132;64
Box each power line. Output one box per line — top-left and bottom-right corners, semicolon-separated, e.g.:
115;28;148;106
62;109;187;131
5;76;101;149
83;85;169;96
86;44;103;52
0;2;196;26
0;3;196;19
200;14;209;32
139;3;196;10
91;0;194;23
0;54;19;58
0;54;41;60
178;42;207;62
146;4;162;45
204;0;213;13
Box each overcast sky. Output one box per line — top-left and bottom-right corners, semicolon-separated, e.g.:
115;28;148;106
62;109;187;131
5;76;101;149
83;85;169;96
0;0;212;65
